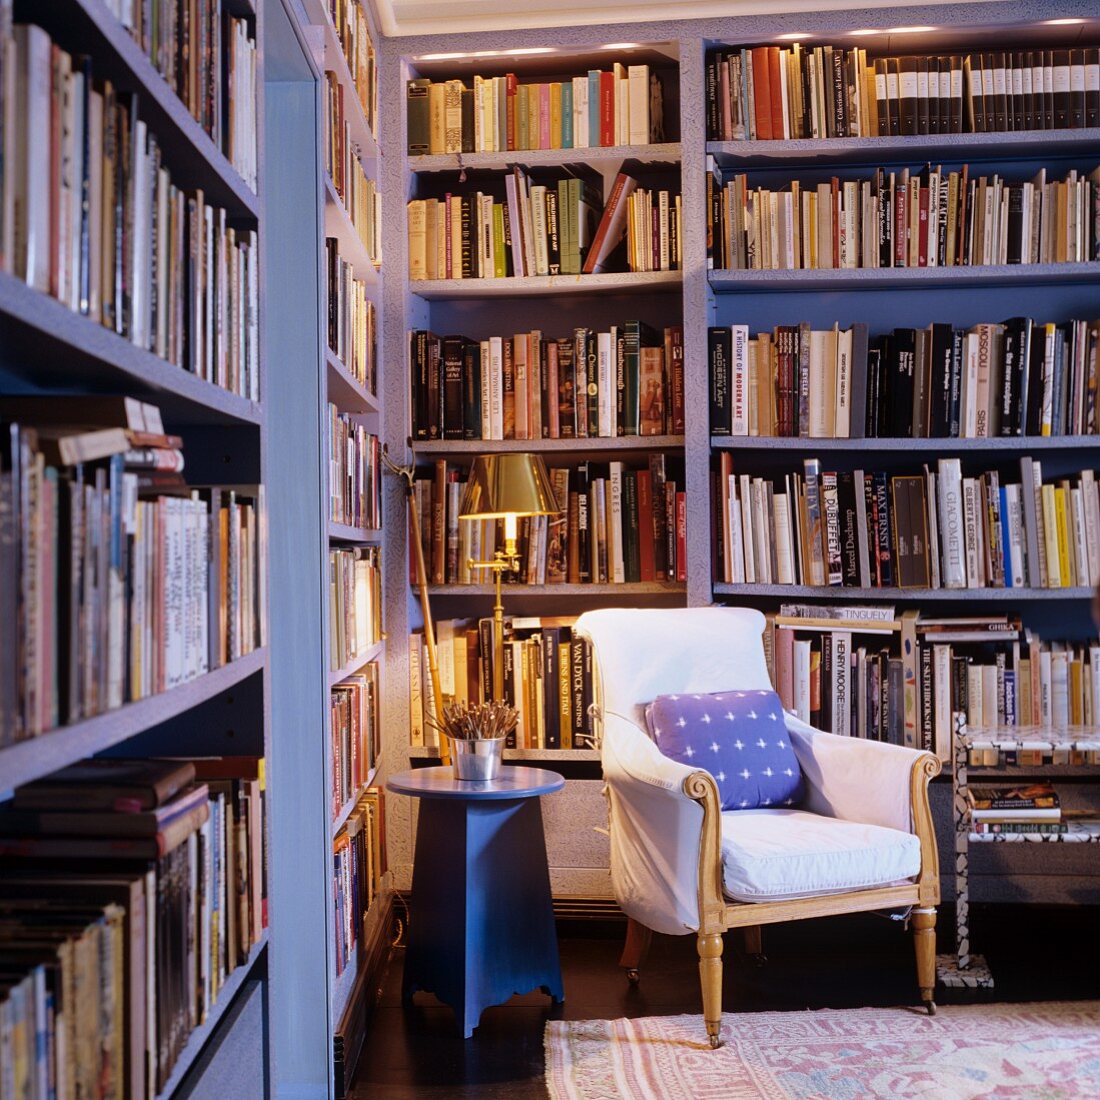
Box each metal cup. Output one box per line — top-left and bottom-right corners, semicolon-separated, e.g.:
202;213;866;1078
449;735;506;781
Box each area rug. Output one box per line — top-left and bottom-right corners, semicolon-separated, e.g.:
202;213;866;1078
545;1001;1100;1099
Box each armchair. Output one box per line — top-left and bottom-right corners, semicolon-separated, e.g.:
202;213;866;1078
573;606;941;1048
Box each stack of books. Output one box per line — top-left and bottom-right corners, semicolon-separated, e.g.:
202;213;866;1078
407;63;665;154
414;456;687;587
1;398;266;746
333;788;385;978
409;617;597;752
967;781;1064;834
1;20;260;398
327;406;381;530
709;318;1100;439
707;162;1100;270
329;546;382;671
715;455;1100;591
327;0;379;136
331;665;380;821
0;756;267;1097
410;324;684;441
326;238;377;392
407;168;680;279
705;44;1100;140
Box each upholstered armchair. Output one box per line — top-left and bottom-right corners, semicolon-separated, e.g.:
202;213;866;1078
573;606;941;1049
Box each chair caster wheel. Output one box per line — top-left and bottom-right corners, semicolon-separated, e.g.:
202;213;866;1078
626;968;640;985
925;1000;937;1016
708;1034;722;1049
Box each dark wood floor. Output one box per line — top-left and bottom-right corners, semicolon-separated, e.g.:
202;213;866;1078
349;904;1100;1099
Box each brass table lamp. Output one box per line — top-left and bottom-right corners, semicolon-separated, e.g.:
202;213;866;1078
459;453;558;702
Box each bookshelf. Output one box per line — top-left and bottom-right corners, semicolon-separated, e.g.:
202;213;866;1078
376;1;1100;924
1;0;269;1096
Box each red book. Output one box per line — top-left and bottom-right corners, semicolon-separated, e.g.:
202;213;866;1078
599;71;616;146
506;73;517;150
581;172;637;274
546;341;560;438
767;47;785;139
831;178;841;273
675;491;687;582
637;470;656;582
750;48;773;140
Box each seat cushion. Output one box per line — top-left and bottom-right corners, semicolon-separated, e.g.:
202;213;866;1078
720;809;921;903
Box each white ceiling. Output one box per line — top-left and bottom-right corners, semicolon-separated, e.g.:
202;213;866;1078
371;0;997;38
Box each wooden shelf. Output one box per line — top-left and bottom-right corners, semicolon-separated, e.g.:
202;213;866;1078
427;582;685;596
414;435;684;455
411;270;681;299
708;261;1100;294
706;128;1100;169
408;745;599;762
0;273;263;427
324;177;380;286
326;348;380;415
329;641;385;688
332;765;381;837
42;0;258;217
711;435;1098;452
713;584;1094;601
329;520;383;542
153;933;268;1100
0;648;267;794
409;142;681;173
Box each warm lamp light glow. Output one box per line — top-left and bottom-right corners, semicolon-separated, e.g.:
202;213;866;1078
849;28;881;36
1042;17;1085;23
888;25;937;33
776;32;813;41
601;42;641;50
415;52;468;60
505;47;556;55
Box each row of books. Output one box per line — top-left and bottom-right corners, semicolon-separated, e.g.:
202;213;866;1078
413;457;687;586
965;782;1078;834
409;618;597;751
407;168;678;280
407;64;666;155
104;1;258;189
2;401;265;747
326;238;377;393
333;788;384;979
705;44;1100;141
715;456;1100;591
0;755;267;1098
409;324;684;442
765;606;1100;759
0;22;261;399
706;163;1100;271
333;142;382;268
709;318;1100;440
966;735;1100;768
331;664;380;823
326;0;378;138
328;407;381;531
329;546;382;672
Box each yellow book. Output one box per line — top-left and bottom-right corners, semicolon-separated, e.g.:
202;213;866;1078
406;199;427;280
558;641;572;749
525;87;540;153
1055;486;1072;586
549;81;562;149
1070;656;1084;724
1041;483;1061;586
428;82;445;154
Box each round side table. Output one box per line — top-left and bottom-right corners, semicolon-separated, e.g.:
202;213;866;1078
386;765;566;1038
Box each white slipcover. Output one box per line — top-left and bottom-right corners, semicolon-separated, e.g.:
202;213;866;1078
574;607;930;936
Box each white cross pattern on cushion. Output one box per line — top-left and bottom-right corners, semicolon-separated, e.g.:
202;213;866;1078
756;738;767;748
684;745;694;757
740;768;751;779
725;712;735;721
710;741;720;753
734;739;744;750
701;713;711;724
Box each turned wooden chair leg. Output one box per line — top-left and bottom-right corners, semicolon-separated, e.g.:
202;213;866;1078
619;917;653;984
697;932;724;1049
912;907;937;1015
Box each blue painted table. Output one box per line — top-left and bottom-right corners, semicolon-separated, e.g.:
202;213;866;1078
386;765;566;1037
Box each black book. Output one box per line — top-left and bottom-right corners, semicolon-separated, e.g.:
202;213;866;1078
1024;326;1046;435
407;78;431;155
887;59;902;136
898;56;918;136
999;317;1031;436
873;471;895;587
571;636;595;749
1088;47;1100;127
545;188;561;275
557;339;576;438
1053;49;1072;128
585;333;600;437
865;346;882;437
708;326;732;434
1043;49;1056;129
1050;324;1068;435
847;322;869;440
889;328;916;437
649;453;668;580
462;341;482;439
874;59;890;136
890;476;915;587
622;470;641;583
541;628;562;749
927;322;954;437
705;56;719;140
1070;48;1086;129
916;57;930;135
614;328;626;437
1023;51;1036;131
425;334;442;440
831;47;848;136
837;472;861;586
540;341;553;438
1006;184;1025;264
461;88;475;152
926;57;939;135
442;336;466;439
876;170;893;268
411;330;430;439
575;462;591;583
460;195;474;278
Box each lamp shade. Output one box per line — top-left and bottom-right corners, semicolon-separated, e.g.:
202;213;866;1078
458;453;558;520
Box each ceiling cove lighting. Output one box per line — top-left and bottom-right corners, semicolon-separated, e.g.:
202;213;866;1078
776;32;813;41
504;47;556;55
888;26;937;33
601;42;642;50
416;52;469;60
849;29;882;36
1041;17;1086;24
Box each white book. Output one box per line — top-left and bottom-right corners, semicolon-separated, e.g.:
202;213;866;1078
961;332;980;437
156;168;170;357
1038;648;1053;727
793;639;812;723
1070;486;1088;588
1021;456;1047;587
488;336;504;440
596;330;613;437
774;492;795;584
727;481;746;584
739;472;756;583
1089;646;1100;729
479;339;492;439
925;467;941;589
830;630;851;736
751;479;771;584
87;88;104;318
807;328;830;437
436;619;455;698
627;65;649;145
962;477;983;588
936;458;966;588
530;185;549;276
14;25;52;291
574;76;589;148
932;644;952;761
1081;470;1100;586
834;325;852;437
609;462;625;583
1050;646;1069;727
731;324;749;435
1004;483;1026;588
966;663;984;730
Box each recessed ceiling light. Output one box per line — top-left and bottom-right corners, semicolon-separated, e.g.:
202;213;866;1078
776;33;812;41
1041;17;1085;24
849;29;882;37
601;43;642;50
888;25;937;33
416;52;468;61
504;47;556;56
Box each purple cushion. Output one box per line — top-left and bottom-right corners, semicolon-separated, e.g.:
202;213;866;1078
645;689;804;811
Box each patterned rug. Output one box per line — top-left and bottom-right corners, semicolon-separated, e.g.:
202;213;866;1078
545;1001;1100;1099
